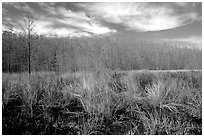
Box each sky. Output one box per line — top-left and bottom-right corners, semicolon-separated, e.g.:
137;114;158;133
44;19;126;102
2;2;202;47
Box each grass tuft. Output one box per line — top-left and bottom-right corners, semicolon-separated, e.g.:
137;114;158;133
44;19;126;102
2;70;202;135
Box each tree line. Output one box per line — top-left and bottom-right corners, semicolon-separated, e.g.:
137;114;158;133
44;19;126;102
2;29;202;74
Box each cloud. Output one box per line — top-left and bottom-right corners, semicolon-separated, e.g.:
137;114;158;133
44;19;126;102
2;2;202;36
174;36;202;45
42;9;116;36
162;36;202;49
84;2;201;32
176;2;189;7
50;18;115;34
3;2;117;36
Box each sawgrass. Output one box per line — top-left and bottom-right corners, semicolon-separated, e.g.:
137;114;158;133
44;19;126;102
2;70;202;135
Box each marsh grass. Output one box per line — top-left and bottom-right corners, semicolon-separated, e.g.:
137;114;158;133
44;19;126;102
2;70;202;135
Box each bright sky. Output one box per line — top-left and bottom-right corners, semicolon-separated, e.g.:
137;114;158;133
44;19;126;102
2;2;202;47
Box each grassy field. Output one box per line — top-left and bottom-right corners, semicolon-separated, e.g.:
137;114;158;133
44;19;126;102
2;69;202;135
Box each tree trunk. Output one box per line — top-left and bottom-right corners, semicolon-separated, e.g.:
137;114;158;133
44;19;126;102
28;41;31;74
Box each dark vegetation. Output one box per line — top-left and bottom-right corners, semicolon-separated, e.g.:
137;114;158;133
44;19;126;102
2;70;202;135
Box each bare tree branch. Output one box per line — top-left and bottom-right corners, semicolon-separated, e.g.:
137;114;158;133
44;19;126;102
16;12;37;74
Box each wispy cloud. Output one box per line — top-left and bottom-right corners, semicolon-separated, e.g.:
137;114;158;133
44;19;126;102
84;2;201;32
162;36;202;49
2;2;202;36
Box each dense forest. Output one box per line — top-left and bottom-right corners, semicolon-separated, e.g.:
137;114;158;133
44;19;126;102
2;30;202;73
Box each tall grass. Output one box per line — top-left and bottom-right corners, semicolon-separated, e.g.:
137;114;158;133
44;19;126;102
2;70;202;135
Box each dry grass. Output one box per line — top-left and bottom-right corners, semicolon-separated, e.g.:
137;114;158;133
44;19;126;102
2;69;202;135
